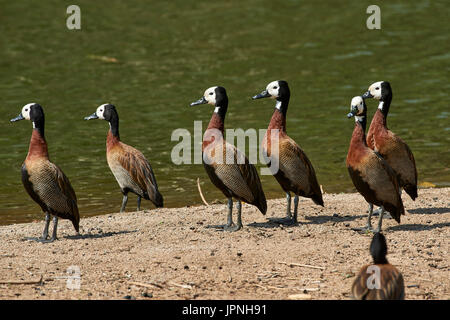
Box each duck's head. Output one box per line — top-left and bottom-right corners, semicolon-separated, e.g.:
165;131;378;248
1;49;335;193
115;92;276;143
370;232;388;264
84;103;117;122
252;80;290;101
11;103;44;125
190;86;228;113
362;81;392;101
347;96;366;120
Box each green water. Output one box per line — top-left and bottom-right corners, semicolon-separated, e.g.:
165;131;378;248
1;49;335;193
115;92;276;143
1;1;449;225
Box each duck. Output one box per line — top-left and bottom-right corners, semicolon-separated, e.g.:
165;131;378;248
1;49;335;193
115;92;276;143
346;96;404;232
190;86;267;231
363;81;418;208
352;232;405;300
11;103;79;242
252;80;323;225
84;104;163;212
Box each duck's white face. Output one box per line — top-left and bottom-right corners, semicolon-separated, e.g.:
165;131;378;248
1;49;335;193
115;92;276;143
203;86;218;105
367;81;383;100
96;104;108;119
351;96;364;115
21;103;35;120
349;96;365;122
266;80;280;98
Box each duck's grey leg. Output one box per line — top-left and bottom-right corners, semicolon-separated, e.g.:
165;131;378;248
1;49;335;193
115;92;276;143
49;215;58;242
352;203;373;232
236;200;243;230
41;212;51;240
269;192;295;224
34;215;58;243
373;206;385;233
292;195;299;224
367;203;374;229
225;198;233;228
225;200;242;232
137;196;141;211
120;194;128;213
286;192;292;219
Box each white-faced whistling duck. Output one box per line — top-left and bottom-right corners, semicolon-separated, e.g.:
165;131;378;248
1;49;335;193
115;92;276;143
11;103;79;242
352;232;405;300
252;80;323;225
190;86;267;231
84;104;163;212
363;81;418;213
346;96;404;232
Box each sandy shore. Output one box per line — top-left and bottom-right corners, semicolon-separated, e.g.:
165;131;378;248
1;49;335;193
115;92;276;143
0;188;448;300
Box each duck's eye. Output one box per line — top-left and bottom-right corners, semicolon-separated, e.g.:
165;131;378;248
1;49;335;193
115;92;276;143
273;86;277;89
209;92;213;95
25;109;28;112
375;87;379;90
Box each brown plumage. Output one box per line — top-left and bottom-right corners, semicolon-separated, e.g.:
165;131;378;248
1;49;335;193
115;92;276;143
346;97;404;232
85;104;163;212
364;81;418;200
203;130;267;214
352;232;405;300
253;80;323;224
11;103;79;242
191;86;267;231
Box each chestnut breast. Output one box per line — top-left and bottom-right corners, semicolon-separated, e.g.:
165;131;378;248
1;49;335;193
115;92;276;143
106;141;144;196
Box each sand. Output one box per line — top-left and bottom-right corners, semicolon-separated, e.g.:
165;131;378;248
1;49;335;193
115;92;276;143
0;187;448;300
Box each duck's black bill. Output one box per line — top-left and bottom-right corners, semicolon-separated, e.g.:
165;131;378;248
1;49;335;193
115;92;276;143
84;113;99;120
347;105;359;118
10;113;25;122
252;90;271;100
190;97;207;106
362;91;373;99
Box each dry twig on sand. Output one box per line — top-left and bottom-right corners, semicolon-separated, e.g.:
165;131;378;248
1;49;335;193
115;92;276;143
169;281;193;290
197;178;209;206
129;281;164;289
0;275;43;285
278;261;325;270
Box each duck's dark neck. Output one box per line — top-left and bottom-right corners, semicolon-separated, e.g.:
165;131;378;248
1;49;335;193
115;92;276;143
379;93;392;117
277;96;289;117
373;255;389;265
357;116;367;133
32;117;45;137
207;102;228;134
108;112;120;140
268;97;289;132
372;248;389;264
